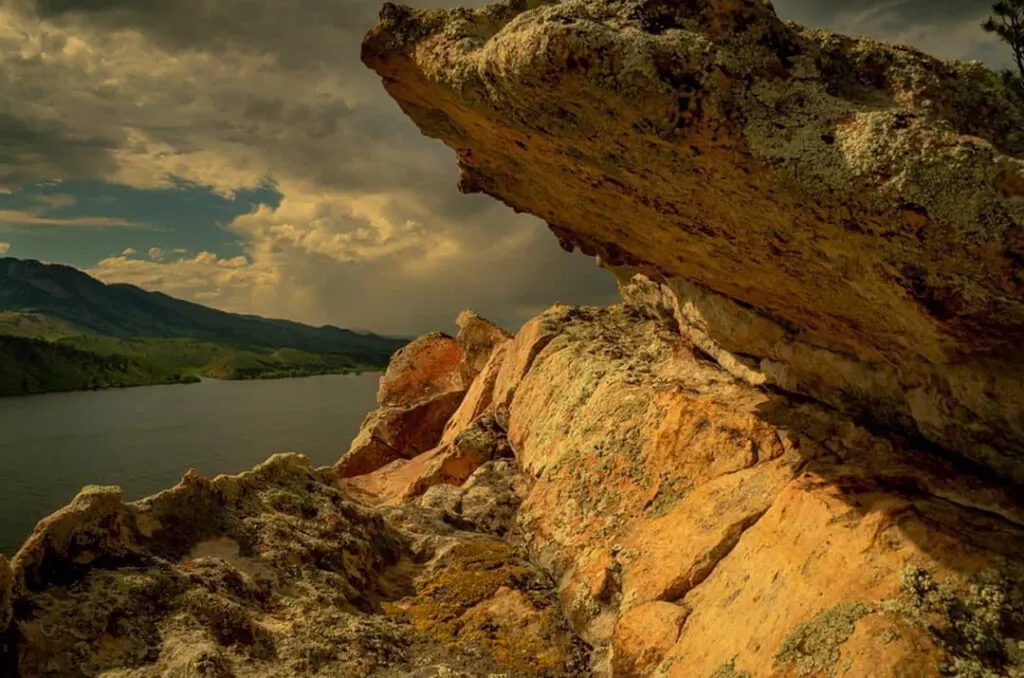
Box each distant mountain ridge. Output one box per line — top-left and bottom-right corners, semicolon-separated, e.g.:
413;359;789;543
0;257;403;362
0;257;407;395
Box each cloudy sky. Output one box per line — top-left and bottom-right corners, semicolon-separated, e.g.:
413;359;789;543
0;0;1010;335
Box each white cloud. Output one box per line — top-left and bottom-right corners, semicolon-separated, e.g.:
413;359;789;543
0;242;9;255
148;246;165;260
0;210;150;229
87;179;612;333
89;250;279;313
121;247;136;256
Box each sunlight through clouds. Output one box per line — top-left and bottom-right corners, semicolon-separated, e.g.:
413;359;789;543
1;0;1009;333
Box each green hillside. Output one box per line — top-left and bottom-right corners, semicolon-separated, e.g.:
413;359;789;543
0;257;407;396
0;334;198;397
0;257;404;362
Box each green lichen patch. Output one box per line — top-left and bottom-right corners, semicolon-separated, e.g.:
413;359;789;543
773;601;870;677
709;656;752;678
890;567;1024;678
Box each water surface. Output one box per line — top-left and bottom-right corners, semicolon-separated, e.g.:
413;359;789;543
0;373;378;556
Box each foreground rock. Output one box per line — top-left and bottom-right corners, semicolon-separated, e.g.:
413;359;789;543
2;302;1024;676
335;312;510;478
0;453;584;676
346;302;1024;677
362;0;1024;482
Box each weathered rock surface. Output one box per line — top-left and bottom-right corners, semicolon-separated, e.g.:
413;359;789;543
327;301;1024;677
362;0;1024;482
336;312;509;478
0;453;584;676
345;412;514;505
3;303;1024;676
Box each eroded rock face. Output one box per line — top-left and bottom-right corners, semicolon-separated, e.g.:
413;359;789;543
3;304;1024;676
336;302;1024;677
345;413;515;505
361;0;1024;481
336;312;509;478
0;454;585;677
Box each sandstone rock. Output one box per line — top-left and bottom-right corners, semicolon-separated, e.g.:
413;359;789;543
0;452;587;676
335;390;467;478
415;459;531;538
384;537;587;676
338;312;510;479
344;414;514;505
363;0;1024;481
377;332;464;408
454;309;512;382
458;458;531;537
611;602;688;677
427;303;1024;676
406;414;513;497
440;337;512;444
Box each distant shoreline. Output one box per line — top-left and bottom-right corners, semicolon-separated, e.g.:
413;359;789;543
0;368;383;399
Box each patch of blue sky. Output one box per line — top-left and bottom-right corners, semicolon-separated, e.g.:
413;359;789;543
0;178;282;268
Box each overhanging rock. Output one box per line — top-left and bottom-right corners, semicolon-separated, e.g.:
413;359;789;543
362;0;1024;481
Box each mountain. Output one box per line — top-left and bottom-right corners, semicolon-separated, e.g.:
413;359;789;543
0;257;407;395
0;258;403;362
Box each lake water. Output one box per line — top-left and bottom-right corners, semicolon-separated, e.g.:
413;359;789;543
0;373;379;556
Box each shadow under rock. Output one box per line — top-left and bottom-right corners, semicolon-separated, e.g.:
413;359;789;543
750;389;1024;568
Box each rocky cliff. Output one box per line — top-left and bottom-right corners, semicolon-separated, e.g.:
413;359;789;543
1;301;1022;676
2;0;1024;676
361;0;1024;484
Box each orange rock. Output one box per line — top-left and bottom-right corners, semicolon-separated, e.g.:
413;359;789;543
377;332;464;408
343;415;512;504
661;473;1007;677
334;390;466;478
364;0;1024;481
612;602;689;677
339;312;512;479
441;339;512;445
435;304;1024;676
835;614;946;678
454;309;512;382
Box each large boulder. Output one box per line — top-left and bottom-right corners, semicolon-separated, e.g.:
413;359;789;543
377;302;1024;677
0;453;586;676
336;312;509;478
524;306;1024;676
362;0;1024;482
377;331;465;409
343;413;514;505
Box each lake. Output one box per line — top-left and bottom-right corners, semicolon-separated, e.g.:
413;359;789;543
0;373;379;556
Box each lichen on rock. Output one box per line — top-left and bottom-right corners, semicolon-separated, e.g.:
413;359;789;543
361;0;1024;483
5;1;1024;675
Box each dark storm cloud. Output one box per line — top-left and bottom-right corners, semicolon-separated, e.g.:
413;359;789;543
0;112;119;188
24;0;378;67
776;0;986;26
2;0;1011;334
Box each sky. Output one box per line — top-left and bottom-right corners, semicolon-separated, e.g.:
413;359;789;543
0;0;1011;335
